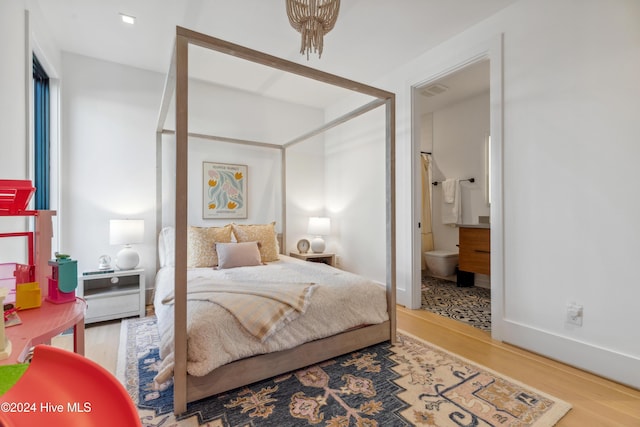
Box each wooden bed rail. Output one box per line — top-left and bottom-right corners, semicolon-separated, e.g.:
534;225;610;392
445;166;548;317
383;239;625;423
186;321;391;403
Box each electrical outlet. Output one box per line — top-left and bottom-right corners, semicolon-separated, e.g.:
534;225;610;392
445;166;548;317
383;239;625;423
566;303;583;326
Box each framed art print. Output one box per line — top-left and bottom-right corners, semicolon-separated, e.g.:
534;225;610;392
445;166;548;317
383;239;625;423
203;162;247;219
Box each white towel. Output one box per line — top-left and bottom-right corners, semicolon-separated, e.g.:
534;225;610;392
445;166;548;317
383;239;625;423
441;179;461;225
442;179;456;203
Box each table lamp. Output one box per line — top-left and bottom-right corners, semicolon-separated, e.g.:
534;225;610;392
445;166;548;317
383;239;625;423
110;219;144;270
307;217;330;253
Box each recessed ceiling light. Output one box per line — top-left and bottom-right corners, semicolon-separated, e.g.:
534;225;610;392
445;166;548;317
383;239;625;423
120;13;135;25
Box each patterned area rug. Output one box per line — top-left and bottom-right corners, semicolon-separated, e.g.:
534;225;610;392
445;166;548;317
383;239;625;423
422;276;492;331
117;317;571;426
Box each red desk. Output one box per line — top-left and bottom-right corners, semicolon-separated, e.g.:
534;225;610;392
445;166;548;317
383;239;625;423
2;298;86;364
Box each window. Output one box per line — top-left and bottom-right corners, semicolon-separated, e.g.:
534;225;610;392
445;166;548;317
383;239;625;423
33;54;50;210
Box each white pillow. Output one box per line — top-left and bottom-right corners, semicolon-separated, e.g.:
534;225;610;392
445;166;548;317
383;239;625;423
158;226;175;267
216;242;262;269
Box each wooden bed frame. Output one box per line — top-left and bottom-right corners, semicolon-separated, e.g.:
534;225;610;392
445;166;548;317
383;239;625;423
156;26;396;414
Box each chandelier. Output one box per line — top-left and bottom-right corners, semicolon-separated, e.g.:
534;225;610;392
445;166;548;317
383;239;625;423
286;0;340;59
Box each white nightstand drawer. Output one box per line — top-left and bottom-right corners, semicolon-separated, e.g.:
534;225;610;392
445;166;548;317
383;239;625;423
79;268;145;323
85;291;140;323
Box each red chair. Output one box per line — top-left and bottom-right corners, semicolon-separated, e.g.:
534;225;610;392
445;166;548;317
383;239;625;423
0;345;140;426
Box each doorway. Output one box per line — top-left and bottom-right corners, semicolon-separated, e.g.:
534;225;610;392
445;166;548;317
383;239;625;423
409;37;503;339
414;59;491;330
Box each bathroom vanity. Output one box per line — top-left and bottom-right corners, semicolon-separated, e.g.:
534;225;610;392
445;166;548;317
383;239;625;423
458;225;490;276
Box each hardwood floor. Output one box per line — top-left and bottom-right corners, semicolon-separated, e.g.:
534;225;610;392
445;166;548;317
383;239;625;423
51;319;121;375
397;306;640;427
52;308;640;426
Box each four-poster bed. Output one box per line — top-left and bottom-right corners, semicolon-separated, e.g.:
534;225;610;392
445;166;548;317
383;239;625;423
155;26;396;414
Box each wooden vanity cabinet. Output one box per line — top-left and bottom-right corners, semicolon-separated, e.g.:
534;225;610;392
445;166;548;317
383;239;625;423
458;227;490;275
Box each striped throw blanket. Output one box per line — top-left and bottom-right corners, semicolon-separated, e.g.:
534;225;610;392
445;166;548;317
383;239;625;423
161;278;316;341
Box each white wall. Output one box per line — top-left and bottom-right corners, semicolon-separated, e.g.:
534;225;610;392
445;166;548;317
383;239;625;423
428;92;490;252
64;56;326;299
159;78;325;252
499;1;640;388
285;138;326;250
161;135;315;240
163;78;325;144
0;2;27;180
0;1;29;262
372;0;640;388
0;1;61;263
324;108;387;282
161;137;283;229
61;53;164;281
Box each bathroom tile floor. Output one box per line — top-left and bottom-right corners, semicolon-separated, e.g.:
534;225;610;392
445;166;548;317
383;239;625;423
421;275;491;331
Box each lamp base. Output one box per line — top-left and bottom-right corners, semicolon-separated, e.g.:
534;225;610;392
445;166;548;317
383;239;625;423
310;237;325;253
116;246;139;270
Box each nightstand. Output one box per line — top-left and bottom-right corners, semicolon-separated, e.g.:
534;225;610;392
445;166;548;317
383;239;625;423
289;252;336;267
78;269;145;323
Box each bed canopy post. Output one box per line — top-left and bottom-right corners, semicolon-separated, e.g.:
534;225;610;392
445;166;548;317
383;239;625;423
386;96;397;343
173;33;189;415
155;132;163;272
281;148;287;251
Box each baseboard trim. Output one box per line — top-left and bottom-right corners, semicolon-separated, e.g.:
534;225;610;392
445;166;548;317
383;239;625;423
501;319;640;390
474;274;490;289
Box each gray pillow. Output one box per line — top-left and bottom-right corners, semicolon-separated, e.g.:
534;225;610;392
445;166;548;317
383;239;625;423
215;241;262;269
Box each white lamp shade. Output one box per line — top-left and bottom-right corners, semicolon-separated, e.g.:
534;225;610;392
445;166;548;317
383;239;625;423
307;217;330;236
110;219;144;245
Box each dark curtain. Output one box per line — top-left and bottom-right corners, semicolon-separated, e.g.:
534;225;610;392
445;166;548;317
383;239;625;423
33;54;50;210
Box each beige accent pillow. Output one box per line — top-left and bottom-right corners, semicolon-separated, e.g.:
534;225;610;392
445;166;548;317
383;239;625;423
231;222;279;262
216;242;262;269
187;225;233;267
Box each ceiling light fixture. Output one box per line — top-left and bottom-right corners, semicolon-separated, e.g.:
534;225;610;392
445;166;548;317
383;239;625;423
120;13;136;25
286;0;340;59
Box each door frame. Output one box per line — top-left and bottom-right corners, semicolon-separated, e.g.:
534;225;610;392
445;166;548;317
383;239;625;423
409;34;505;340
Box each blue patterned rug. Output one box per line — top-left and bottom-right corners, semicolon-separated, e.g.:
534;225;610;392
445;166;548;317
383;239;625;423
118;317;571;426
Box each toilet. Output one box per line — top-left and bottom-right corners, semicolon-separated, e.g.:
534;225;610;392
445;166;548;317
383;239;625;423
424;250;459;277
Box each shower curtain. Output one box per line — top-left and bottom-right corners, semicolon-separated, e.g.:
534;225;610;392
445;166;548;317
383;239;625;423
421;153;434;270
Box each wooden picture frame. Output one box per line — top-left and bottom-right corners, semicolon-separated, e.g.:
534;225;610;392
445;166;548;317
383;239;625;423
203;162;247;219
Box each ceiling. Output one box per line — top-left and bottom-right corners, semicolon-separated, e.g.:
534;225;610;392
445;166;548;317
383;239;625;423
33;0;515;109
417;59;490;113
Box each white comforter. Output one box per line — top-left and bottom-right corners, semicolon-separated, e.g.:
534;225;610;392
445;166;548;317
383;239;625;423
153;255;389;383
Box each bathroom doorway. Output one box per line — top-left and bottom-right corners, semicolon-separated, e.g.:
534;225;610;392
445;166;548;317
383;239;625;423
412;58;493;331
